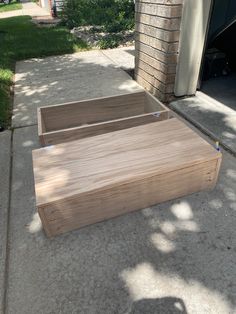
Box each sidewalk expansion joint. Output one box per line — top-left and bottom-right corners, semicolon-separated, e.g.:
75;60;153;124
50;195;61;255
2;129;14;314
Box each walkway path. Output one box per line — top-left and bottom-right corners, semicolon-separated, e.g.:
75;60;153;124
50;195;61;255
1;47;236;314
0;1;50;19
13;48;138;127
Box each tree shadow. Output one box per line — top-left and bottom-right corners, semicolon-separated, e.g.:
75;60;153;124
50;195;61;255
9;103;236;313
13;50;141;127
8;31;236;313
129;297;187;314
171;91;236;153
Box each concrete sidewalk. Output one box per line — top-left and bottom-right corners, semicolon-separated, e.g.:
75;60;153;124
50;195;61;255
0;131;11;314
171;92;236;155
0;1;49;19
1;48;236;314
102;46;135;71
2;125;236;314
13;49;139;127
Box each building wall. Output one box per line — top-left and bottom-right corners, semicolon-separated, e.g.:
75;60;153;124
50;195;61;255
39;0;52;14
135;0;184;102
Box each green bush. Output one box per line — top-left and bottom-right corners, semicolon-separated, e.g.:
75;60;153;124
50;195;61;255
98;34;122;49
61;0;134;32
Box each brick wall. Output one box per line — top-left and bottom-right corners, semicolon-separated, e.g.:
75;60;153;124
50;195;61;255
135;0;184;102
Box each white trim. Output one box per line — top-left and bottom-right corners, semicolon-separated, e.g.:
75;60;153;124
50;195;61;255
174;0;212;96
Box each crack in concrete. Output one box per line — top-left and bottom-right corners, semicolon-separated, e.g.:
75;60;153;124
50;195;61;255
2;129;13;314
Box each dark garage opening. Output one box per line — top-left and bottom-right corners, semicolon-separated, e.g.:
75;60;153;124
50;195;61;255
199;0;236;111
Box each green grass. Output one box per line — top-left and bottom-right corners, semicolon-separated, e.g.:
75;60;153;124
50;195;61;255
0;16;88;128
0;0;22;12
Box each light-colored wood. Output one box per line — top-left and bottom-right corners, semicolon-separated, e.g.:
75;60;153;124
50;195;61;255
32;118;222;237
38;91;170;146
38;160;218;237
39;111;170;146
37;108;44;146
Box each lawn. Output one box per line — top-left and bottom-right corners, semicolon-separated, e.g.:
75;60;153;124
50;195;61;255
0;0;22;12
0;16;88;128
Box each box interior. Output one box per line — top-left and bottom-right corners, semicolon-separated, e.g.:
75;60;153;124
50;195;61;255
40;91;165;133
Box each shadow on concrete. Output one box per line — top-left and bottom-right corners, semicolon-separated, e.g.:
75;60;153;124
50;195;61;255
8;45;236;314
129;297;188;314
171;91;236;153
13;50;140;128
123;47;135;57
7;121;236;313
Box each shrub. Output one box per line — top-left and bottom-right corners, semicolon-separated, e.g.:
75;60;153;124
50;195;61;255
98;34;122;49
61;0;134;32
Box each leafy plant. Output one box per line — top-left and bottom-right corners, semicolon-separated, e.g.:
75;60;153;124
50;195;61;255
98;34;122;49
61;0;134;32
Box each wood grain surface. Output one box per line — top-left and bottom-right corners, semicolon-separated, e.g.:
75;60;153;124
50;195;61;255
33;118;222;237
38;91;170;146
38;160;219;237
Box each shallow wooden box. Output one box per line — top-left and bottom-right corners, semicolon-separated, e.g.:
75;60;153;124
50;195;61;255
32;118;222;237
38;91;170;146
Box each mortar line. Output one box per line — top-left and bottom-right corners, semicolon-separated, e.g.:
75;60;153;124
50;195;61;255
2;129;14;314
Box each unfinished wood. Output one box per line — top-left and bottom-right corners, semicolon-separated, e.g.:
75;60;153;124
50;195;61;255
32;118;222;237
42;92;146;132
39;160;218;237
40;112;170;146
38;91;170;146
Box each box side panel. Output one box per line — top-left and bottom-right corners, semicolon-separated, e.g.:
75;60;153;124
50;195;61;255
38;206;53;237
39;158;220;237
210;154;222;189
42;110;170;146
43;92;146;132
145;91;171;114
37;108;46;146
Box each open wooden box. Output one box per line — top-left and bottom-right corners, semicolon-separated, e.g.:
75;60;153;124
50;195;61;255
33;118;222;237
38;91;170;146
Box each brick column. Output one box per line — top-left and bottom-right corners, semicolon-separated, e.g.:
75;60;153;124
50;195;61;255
135;0;184;102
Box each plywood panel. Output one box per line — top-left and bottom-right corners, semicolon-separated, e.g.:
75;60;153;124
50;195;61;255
39;111;169;146
38;91;170;146
39;159;219;237
42;91;146;132
33;118;222;237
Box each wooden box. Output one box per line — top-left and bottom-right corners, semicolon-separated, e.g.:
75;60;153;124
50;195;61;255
38;91;170;146
32;118;222;237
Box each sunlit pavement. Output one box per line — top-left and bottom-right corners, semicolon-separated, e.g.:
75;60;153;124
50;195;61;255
12;49;138;128
171;76;236;154
0;1;49;19
0;49;236;313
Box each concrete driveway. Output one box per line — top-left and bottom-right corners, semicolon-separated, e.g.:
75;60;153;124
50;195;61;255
1;49;236;314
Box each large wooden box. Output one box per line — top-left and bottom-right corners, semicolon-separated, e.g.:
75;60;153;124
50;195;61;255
32;118;222;237
38;91;170;146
